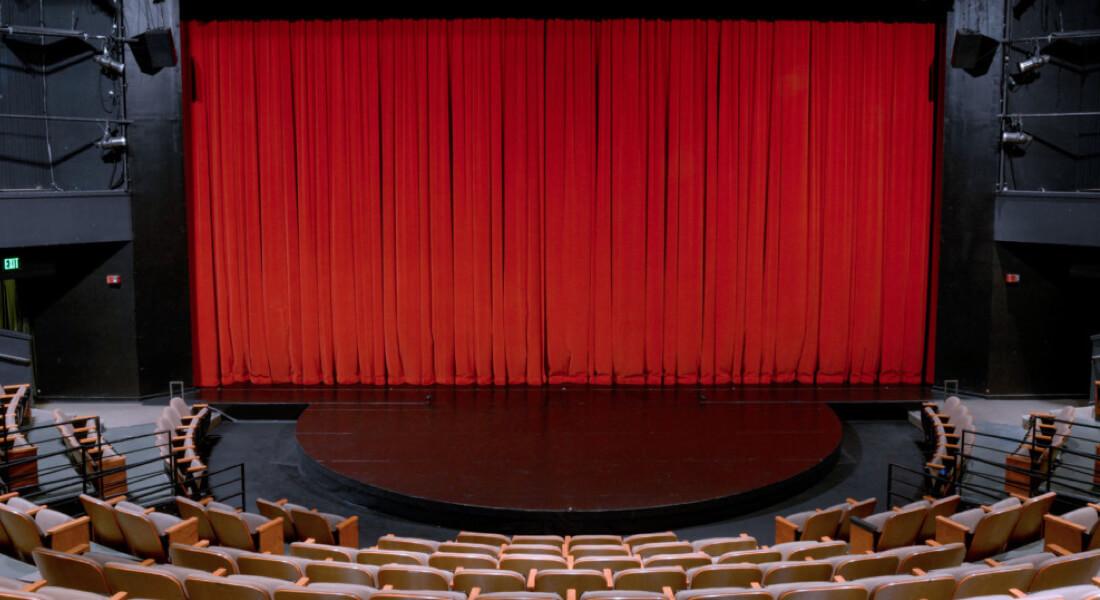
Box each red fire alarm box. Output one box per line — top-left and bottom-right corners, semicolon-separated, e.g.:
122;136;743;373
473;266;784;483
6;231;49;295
106;275;122;286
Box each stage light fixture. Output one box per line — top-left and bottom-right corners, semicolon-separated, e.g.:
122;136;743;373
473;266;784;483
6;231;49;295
93;47;125;76
1001;131;1033;145
96;133;127;151
1017;53;1051;73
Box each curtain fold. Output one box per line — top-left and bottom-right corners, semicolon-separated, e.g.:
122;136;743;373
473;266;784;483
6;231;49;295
184;18;938;387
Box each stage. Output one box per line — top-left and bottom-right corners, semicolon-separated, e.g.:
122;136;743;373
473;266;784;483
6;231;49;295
199;386;926;531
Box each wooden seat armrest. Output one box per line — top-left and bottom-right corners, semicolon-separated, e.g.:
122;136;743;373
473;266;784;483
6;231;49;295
527;568;537;590
192;403;209;409
274;498;289;505
926;462;946;471
934;515;970;545
172;444;197;453
603;569;613;587
911;568;927;576
984;559;1001;566
140;558;155;566
295;577;309;586
255;517;284;555
662;586;674;600
185;464;208;474
105;495;128;505
1008;589;1026;599
924;539;942;547
198;497;214;505
469;588;480;600
47;516;91;553
170;435;193;443
71;426;95;435
0;492;19;502
212;567;227;577
179;414;198;422
22;581;47;592
25;506;45;516
335;515;360;548
143;507;156;514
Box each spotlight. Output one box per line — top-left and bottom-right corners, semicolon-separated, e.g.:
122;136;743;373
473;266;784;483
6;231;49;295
1001;131;1033;145
93;47;125;76
1017;53;1051;73
96;134;127;151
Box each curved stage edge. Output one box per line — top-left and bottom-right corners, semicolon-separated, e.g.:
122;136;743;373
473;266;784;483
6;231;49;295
203;386;923;533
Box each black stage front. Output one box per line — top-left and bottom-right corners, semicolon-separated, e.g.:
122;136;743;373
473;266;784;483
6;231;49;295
200;386;926;531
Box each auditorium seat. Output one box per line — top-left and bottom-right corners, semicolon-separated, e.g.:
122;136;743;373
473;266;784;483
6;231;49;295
685;564;762;589
103;560;208;600
257;498;359;548
477;593;560;600
850;573;956;600
759;561;834;585
533;569;610;597
692;537;757;557
916;496;962;542
428;551;499;571
715;550;782;565
169;541;245;573
1022;549;1100;591
114;501;199;562
377;535;441;555
1043;505;1100;553
775;504;847;544
451;567;527;595
569;545;633;559
456;532;510;548
438;542;502;558
502;544;563;557
612;567;687;593
675;589;770;600
52;410;127;498
376;565;453;591
291;541;357;562
632;542;694;559
511;535;565;549
780;586;869;600
369;590;466;600
572;556;643;573
642;552;713;570
77;495;129;553
624;533;678;548
175;496;221;543
207;505;285;555
274;584;377;600
0;499;90;560
875;543;966;574
184;572;299;600
769;541;849;561
582;591;665;600
238;553;316;581
1008;492;1057;547
935;501;1022;560
31;548;113;595
570;535;624;547
357;549;430;567
824;555;899;581
850;504;930;553
306;562;379;587
497;554;569;575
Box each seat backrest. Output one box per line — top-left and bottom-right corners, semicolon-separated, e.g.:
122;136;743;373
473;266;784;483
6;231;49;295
290;508;338;546
305;562;376;587
290;542;356;562
498;553;569;574
1029;549;1100;592
1010;492;1056;547
0;503;42;559
32;548;110;595
437;541;500;557
256;499;296;542
786;541;849;561
115;506;168;562
643;552;713;570
833;555;899;581
716;550;782;565
356;549;429;566
625;533;677;548
78;494;127;551
762;561;834;586
208;507;257;551
954;565;1035;598
502;544;564;557
779;586;869;600
429;551;499;571
377;564;452;591
184;575;272;600
801;507;845;541
571;535;624;547
104;562;189;600
677;591;770;600
634;542;695;559
176;496;217;542
613;567;688;592
169;542;238;574
686;564;762;589
920;495;961;540
534;569;610;597
456;531;510;547
868;575;956;600
693;537;757;557
452;568;527;594
511;535;566;548
967;505;1023;561
574;556;644;573
878;506;930;550
570;545;632;559
895;543;966;573
238;555;305;582
377;535;439;554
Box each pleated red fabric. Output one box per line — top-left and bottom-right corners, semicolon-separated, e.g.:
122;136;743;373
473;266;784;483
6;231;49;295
183;19;939;387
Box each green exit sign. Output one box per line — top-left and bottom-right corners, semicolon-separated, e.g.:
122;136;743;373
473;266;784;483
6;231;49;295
2;257;19;271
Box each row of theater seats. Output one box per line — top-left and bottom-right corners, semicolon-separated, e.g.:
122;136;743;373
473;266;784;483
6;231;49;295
154;399;214;498
1004;407;1076;497
1;485;1098;600
0;384;35;490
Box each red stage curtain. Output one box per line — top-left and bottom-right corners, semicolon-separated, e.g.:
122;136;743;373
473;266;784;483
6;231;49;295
183;19;938;387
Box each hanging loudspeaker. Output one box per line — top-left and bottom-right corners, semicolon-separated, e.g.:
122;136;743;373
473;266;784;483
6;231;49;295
950;29;999;76
129;28;177;75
